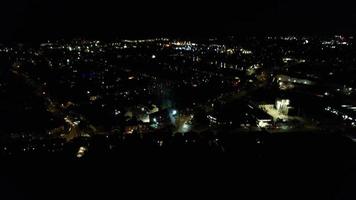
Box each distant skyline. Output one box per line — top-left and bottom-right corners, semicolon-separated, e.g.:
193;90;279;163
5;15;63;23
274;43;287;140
1;0;356;42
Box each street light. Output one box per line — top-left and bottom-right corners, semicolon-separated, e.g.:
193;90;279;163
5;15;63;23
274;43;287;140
172;110;177;115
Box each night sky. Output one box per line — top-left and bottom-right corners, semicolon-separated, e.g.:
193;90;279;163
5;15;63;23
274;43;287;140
1;0;356;42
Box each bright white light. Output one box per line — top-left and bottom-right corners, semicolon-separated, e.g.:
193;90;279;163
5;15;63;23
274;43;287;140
114;110;121;115
152;55;156;59
258;120;270;128
76;146;87;158
172;110;177;115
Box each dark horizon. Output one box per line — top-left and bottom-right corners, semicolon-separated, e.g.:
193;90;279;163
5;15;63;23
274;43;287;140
1;0;356;43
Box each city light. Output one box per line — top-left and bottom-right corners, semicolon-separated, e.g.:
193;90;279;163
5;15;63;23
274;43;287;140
3;35;356;161
76;146;87;158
